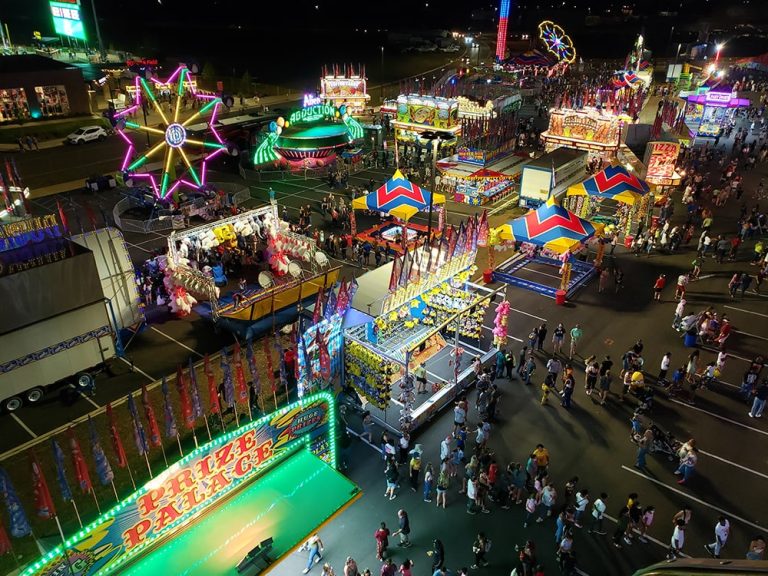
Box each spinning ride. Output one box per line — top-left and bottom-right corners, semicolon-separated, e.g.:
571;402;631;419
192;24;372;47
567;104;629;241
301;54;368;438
117;66;228;200
538;20;576;64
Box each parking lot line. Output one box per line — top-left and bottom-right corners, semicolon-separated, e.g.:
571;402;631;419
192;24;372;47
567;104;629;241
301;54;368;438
150;326;204;358
118;356;155;382
621;465;768;534
724;305;768;319
11;413;38;439
669;398;768;436
698;448;768;480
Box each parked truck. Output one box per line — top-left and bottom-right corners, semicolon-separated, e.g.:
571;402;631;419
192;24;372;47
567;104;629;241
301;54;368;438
0;224;142;411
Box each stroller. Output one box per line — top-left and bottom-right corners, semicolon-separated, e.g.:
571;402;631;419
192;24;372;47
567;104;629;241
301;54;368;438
631;417;681;461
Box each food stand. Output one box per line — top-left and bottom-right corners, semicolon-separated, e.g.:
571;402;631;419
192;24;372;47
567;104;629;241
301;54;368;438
320;65;371;115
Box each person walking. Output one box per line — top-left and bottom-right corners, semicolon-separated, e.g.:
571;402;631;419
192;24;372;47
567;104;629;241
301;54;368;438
374;522;391;561
302;533;325;573
380;558;396;576
574;489;589;528
569;324;583;359
427;539;445;573
384;457;399;500
659;352;672;384
748;379;768;418
675;446;698;485
747;536;766;560
423;462;434;502
613;507;631;548
589;493;608;535
561;367;575;409
536;323;548;351
667;519;686;560
435;467;449;508
552;323;566;355
653;274;666;301
392;509;412;548
344;557;359;576
398;559;413;576
705;516;730;558
471;532;490;569
408;446;422;492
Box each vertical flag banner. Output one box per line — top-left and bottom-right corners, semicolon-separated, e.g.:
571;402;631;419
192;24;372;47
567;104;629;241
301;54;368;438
126;394;149;456
205;357;220;415
312;289;324;326
188;358;204;419
140;385;162;448
161;377;178;438
31;455;56;519
246;340;261;398
220;353;235;409
232;343;248;403
324;284;338;321
389;255;402;292
477;210;489;247
263;337;276;393
68;428;93;494
0;518;11;556
87;417;114;486
176;365;194;429
105;403;128;468
50;439;73;502
274;336;289;392
0;468;31;538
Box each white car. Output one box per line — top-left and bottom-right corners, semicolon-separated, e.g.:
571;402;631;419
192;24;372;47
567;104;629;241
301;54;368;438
65;125;108;145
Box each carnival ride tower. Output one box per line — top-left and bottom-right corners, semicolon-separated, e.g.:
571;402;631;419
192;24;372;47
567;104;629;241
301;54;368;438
496;0;511;61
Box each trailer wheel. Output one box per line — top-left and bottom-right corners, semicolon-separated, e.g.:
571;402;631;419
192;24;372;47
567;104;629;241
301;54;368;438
76;372;95;390
2;396;23;412
26;388;44;403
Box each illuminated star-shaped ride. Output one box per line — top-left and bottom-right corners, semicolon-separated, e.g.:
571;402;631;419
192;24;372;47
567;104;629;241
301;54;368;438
116;66;227;200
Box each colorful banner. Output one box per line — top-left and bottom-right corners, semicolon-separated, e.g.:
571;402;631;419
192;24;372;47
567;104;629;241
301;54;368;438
23;394;337;576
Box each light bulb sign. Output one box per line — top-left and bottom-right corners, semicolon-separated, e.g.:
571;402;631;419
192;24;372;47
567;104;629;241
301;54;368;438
21;393;336;576
49;0;87;41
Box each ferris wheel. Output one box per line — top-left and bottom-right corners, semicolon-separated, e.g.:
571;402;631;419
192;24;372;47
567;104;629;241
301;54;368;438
538;20;577;64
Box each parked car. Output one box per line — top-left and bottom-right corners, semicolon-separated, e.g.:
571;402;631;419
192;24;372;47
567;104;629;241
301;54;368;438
64;125;109;145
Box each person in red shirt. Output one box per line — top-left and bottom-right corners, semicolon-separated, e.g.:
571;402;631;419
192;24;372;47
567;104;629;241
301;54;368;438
717;317;732;349
375;522;390;561
653;274;666;301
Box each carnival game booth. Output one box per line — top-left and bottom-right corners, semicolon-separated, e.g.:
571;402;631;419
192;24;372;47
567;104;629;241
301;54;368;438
391;94;461;165
320;64;371;115
21;393;361;576
166;205;339;336
540;107;624;161
252;97;365;169
565;164;652;239
491;197;603;301
344;217;503;434
352;170;445;254
680;85;750;139
437;155;528;206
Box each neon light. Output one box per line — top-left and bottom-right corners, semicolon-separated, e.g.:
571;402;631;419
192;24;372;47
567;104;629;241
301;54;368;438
124;121;141;129
289;104;336;125
303;93;323;107
20;393;338;576
496;0;510;61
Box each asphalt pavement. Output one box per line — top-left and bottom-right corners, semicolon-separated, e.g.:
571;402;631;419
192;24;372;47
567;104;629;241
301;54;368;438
1;113;767;576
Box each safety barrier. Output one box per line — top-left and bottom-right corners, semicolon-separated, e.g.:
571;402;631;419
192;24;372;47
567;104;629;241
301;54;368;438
112;196;175;234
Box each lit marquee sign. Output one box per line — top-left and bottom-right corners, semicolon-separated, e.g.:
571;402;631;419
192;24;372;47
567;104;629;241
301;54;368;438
22;393;336;576
290;103;336;125
49;0;87;41
0;215;62;253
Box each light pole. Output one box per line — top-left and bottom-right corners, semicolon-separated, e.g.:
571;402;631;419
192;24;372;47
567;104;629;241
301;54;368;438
426;136;440;243
715;42;724;65
89;0;106;62
380;46;385;104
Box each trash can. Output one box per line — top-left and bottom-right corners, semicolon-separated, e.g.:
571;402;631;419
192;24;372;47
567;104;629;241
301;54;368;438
483;269;494;284
684;330;698;348
624;234;635;249
555;289;567;305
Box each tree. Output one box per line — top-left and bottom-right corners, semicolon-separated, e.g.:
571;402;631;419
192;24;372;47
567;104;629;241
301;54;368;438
200;61;217;90
239;71;253;97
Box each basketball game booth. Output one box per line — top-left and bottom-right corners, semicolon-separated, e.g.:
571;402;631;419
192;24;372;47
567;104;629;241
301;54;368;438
22;393;359;576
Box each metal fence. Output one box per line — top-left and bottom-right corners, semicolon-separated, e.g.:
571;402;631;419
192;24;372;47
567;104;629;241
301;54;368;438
112;196;176;234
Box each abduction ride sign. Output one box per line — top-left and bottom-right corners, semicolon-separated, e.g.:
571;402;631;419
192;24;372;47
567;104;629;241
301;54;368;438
289;103;336;125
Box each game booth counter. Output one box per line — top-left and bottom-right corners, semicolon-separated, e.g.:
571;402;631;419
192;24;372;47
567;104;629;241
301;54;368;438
490;197;604;301
437;148;528;206
343;215;505;434
21;393;361;576
391;94;461;165
679;85;750;139
164;203;340;338
564;164;653;240
351;170;446;255
540;107;625;160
